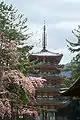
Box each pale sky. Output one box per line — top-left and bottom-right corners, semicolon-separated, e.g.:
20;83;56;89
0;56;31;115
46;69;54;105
2;0;80;64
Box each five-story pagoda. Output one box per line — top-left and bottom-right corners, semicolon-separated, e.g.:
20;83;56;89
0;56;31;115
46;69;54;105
29;21;67;120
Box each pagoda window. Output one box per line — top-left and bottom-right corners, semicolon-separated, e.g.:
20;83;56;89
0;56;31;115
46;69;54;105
43;95;47;98
37;95;42;100
43;93;47;99
43;93;47;98
37;92;43;99
37;57;39;61
55;74;60;77
43;72;47;75
48;95;53;100
47;72;51;75
39;71;42;76
48;83;52;87
52;71;55;75
43;58;46;63
47;62;50;65
47;71;49;75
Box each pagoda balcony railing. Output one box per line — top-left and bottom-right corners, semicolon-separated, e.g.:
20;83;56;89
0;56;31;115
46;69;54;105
35;65;63;71
36;87;59;91
35;61;55;66
36;62;64;67
36;96;68;101
29;73;62;78
36;97;68;104
43;75;62;79
44;84;60;88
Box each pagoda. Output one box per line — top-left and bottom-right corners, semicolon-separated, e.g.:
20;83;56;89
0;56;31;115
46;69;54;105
29;21;67;120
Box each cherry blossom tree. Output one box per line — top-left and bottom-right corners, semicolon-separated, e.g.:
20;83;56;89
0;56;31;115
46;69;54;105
0;69;46;118
0;2;46;116
2;70;46;104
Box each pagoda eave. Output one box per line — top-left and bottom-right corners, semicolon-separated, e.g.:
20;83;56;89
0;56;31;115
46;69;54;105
45;79;63;85
61;77;80;97
35;65;63;70
29;54;63;64
35;102;67;109
36;87;59;92
44;77;63;81
36;91;58;96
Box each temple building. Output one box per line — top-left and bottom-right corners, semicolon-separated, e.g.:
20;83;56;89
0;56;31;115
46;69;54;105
61;77;80;97
29;21;67;120
59;77;80;120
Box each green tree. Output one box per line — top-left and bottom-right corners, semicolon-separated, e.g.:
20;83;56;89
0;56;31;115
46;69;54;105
62;26;80;87
18;47;39;76
0;1;34;76
0;1;32;40
67;26;80;62
0;32;30;106
0;1;33;106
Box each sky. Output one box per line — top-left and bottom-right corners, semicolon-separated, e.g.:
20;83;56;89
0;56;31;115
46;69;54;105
2;0;80;64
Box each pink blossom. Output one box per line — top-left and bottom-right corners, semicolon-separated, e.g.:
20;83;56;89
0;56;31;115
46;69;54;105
0;101;5;118
2;70;46;97
4;100;11;118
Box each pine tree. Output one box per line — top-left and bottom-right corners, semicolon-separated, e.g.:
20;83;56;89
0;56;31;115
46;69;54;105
0;1;34;76
63;26;80;87
0;1;33;111
67;26;80;62
0;1;32;40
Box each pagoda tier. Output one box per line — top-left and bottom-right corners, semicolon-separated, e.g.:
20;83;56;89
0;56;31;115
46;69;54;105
44;78;63;85
35;101;67;107
35;87;68;109
34;102;67;110
36;69;60;74
36;87;59;93
29;50;63;64
30;73;63;85
35;64;63;70
34;65;63;75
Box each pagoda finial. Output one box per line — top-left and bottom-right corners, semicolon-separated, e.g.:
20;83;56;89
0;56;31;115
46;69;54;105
42;20;47;51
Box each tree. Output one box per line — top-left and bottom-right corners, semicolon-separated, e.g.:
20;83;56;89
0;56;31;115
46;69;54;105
0;1;46;118
0;0;33;111
17;46;37;76
0;31;46;117
0;1;32;40
0;1;33;76
67;26;80;62
62;26;80;87
0;32;30;107
0;1;32;104
0;69;46;118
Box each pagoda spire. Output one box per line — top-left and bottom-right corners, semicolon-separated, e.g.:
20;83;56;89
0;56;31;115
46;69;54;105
42;20;47;52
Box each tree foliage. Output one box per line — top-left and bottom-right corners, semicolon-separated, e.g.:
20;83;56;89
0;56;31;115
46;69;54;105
0;1;34;76
17;46;37;76
63;26;80;87
0;1;33;111
0;1;46;118
67;26;80;62
0;1;31;40
0;32;30;106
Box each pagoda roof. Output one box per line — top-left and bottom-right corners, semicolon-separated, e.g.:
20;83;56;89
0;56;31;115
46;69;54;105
36;99;67;105
35;64;63;70
29;49;63;64
36;87;59;92
41;108;57;112
61;77;80;97
29;22;63;64
31;49;63;57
